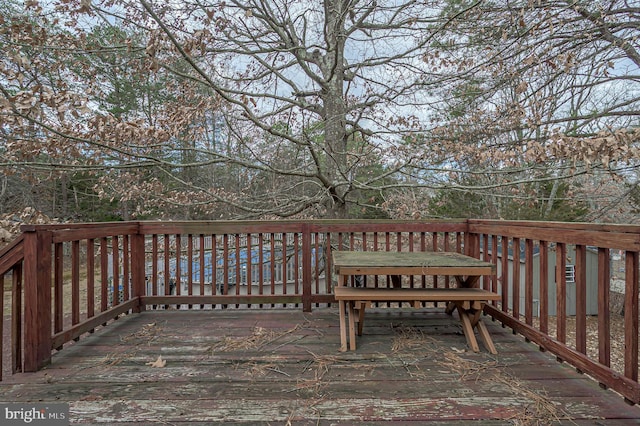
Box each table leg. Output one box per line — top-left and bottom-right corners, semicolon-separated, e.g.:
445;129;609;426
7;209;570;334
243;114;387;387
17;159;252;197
456;275;480;288
445;302;455;315
476;320;498;354
356;301;368;336
347;301;357;350
339;299;347;352
456;305;480;352
391;275;401;288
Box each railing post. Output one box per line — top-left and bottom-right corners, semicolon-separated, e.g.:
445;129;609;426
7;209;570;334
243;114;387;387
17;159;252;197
131;225;146;313
302;223;312;312
23;228;52;372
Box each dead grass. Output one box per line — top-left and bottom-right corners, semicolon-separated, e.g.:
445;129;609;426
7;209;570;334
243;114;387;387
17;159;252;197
390;325;575;426
99;321;163;367
205;319;580;424
208;319;310;353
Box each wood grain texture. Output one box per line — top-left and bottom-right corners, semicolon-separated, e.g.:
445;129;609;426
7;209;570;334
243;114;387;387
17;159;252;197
2;309;639;424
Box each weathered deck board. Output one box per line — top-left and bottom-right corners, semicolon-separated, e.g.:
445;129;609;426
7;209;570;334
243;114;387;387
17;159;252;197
2;309;640;424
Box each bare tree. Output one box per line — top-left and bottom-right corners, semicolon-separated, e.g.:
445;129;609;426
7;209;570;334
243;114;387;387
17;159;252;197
397;0;640;220
1;0;639;221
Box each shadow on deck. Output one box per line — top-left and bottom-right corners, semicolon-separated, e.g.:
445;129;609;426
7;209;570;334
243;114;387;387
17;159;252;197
2;308;640;425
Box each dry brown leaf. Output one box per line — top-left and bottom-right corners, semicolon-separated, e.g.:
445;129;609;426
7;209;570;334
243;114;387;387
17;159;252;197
146;356;166;368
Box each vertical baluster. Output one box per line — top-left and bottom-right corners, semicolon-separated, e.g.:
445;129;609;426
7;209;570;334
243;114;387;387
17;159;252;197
293;232;299;298
100;238;108;317
556;242;567;347
281;233;287;302
524;238;533;326
575;244;587;356
12;264;22;373
112;236;120;307
444;233;451;289
86;239;95;323
373;232;379;289
325;232;333;295
539;241;549;335
385;232;391;291
624;250;639;387
491;235;499;305
432;232;438;291
482;234;491;292
236;234;242;306
598;247;611;370
223;234;230;308
199;234;205;309
71;240;80;334
151;235;158;309
212;234;218;300
187;235;194;309
313;232;320;297
512;238;521;320
175;234;182;306
501;237;509;313
247;233;253;305
362;231;368;287
122;235;130;302
54;242;64;339
258;233;264;305
269;233;276;305
163;235;170;309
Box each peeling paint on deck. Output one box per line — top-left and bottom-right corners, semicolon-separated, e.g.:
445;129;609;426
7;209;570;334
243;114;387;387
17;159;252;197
2;309;639;424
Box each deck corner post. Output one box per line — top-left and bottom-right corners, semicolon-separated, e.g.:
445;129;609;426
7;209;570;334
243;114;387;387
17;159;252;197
131;226;146;313
23;228;52;372
301;223;312;312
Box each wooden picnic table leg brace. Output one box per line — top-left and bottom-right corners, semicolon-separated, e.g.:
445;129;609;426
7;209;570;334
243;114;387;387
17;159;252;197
444;275;497;355
445;275;480;314
450;300;497;354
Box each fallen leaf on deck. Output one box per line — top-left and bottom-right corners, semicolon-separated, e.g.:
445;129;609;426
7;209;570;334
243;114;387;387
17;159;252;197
145;356;166;368
80;394;103;401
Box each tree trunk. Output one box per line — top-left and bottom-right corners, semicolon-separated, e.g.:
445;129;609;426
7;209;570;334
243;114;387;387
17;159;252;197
321;0;349;219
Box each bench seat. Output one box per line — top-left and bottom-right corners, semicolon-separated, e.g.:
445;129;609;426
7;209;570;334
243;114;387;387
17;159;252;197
334;286;500;353
334;286;500;303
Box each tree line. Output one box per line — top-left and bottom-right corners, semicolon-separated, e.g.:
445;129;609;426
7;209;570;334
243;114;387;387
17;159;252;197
1;0;638;222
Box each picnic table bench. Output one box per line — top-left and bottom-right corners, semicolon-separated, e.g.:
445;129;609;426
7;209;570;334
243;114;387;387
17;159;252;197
334;286;500;353
332;251;499;353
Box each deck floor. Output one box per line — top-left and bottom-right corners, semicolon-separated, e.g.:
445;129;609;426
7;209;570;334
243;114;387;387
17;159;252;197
2;308;640;425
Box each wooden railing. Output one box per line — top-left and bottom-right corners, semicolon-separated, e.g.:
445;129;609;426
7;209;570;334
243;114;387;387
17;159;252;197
0;234;24;381
467;219;640;404
1;219;639;404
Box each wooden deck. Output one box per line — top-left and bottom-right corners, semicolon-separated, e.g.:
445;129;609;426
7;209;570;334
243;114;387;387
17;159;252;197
2;308;640;425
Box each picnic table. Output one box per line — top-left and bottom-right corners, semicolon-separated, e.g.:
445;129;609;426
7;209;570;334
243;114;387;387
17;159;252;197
332;251;499;352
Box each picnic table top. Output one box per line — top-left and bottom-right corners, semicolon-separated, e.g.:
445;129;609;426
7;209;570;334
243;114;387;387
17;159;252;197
332;251;496;275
